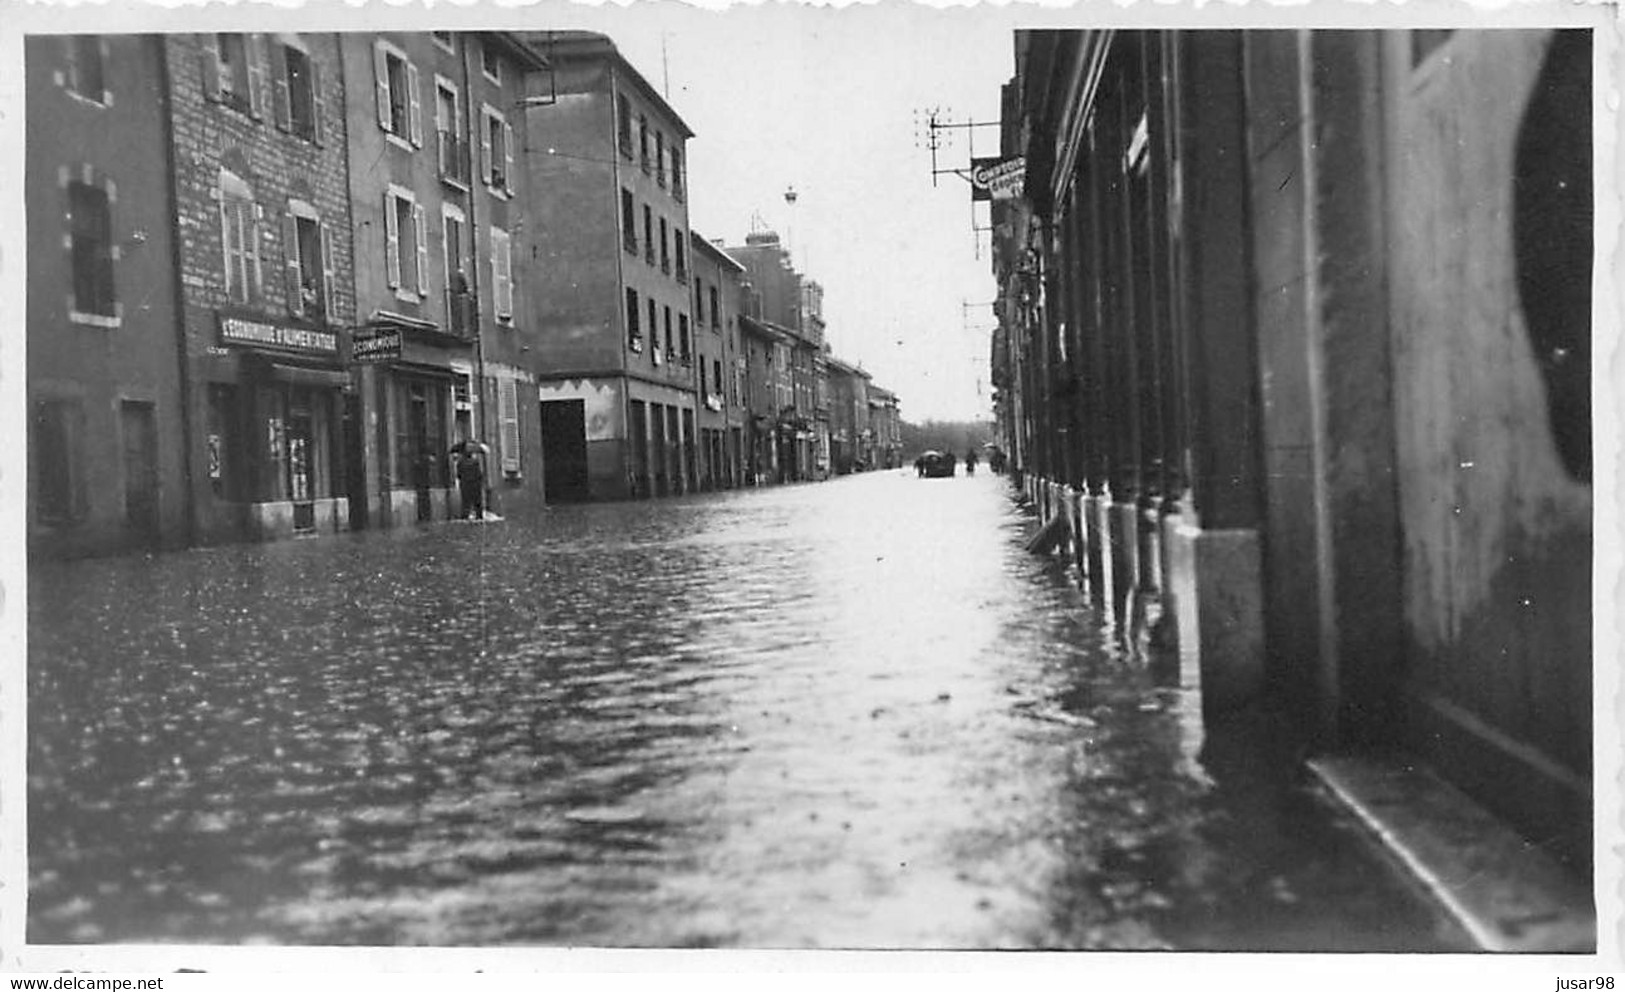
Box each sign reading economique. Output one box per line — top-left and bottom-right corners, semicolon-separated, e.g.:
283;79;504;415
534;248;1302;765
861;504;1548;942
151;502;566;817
218;315;338;356
353;327;403;363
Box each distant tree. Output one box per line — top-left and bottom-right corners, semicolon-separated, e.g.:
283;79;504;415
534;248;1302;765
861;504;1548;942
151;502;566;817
900;419;994;458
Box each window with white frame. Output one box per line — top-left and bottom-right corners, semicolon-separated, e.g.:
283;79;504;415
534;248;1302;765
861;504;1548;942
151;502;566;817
214;33;254;113
481;42;502;84
435;77;468;185
649;299;661;365
61;35;111;106
626;287;642;351
282;201;334;321
490;226;513;322
443;203;468;332
66;174;117;323
432;31;455;53
276;39;321;143
218;168;262;305
373;41;421;146
384;185;427;299
482;105;514;194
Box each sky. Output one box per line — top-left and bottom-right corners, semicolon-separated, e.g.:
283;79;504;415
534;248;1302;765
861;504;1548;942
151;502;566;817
536;4;1020;423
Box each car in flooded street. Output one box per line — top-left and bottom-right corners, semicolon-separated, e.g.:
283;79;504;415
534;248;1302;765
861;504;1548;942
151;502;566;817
915;450;956;478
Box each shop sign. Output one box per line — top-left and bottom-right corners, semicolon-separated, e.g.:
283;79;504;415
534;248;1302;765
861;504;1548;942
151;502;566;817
218;314;338;356
353;327;403;363
971;156;1025;202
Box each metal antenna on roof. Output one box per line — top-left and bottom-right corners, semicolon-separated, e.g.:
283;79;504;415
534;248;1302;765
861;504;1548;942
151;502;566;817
662;32;670;98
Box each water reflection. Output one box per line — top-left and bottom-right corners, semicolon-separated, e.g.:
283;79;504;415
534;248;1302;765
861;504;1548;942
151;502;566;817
29;472;1463;948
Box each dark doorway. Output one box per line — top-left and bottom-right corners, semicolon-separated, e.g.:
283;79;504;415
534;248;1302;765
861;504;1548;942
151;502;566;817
343;390;367;530
120;401;159;544
285;397;315;533
409;387;432;522
540;400;590;502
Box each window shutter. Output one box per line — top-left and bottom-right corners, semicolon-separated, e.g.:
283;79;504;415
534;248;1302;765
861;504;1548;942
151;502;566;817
62;36;79;94
480;111;493;185
412;202;428;298
218;198;236;301
406;62;423;147
503;120;515;192
383;193;400;289
498;377;520;474
247;34;269;119
372;43;390;131
281;212;303;317
98;37;113;106
310;58;326;146
269;39;290;130
200;34;222;102
320;220;337;321
250;202;265;300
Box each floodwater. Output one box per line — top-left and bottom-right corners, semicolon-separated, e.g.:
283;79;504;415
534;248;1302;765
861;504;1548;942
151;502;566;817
28;471;1466;949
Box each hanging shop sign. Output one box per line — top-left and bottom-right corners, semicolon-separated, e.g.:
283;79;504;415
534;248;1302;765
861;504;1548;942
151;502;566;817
217;314;338;357
971;156;1026;202
352;326;404;363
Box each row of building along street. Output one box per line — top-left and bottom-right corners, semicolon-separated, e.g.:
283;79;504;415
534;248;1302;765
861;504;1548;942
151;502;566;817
982;29;1595;948
27;31;904;558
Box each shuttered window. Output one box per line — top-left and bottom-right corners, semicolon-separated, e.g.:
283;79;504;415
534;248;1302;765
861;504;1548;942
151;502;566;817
490;227;513;321
498;375;520;475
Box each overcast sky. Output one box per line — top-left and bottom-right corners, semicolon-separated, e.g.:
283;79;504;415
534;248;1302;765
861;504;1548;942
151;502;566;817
543;4;1020;423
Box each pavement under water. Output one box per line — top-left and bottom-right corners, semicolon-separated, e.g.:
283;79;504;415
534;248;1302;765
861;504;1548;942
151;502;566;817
27;470;1470;949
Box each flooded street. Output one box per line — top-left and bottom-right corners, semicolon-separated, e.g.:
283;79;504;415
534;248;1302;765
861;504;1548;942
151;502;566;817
29;472;1466;949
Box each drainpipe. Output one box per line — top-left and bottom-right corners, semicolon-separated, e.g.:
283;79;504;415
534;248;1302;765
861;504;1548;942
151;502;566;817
462;35;494;507
157;35;197;548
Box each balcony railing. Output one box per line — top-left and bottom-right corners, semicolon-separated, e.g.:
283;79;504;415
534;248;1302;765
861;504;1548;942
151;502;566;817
438;131;471;187
623;229;638;254
444;288;474;338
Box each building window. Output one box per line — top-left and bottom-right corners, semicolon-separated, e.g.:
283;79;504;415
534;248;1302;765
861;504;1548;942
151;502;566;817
655;130;666;187
713;358;724;398
482;105;514;194
374;42;421;146
674;233;686;282
671;146;685;201
63;35;110;106
659;218;670;274
709;284;720;329
643;205;654;265
481;42;502;84
219;169;261;305
278;42;321;142
679;314;691;365
432;31;455;52
281;204;333;322
444;206;470;335
68;179;116;320
664;306;675;359
33;399;82;525
215;33;253;113
626;287;642;351
497;375;520;475
384;186;427;299
490;226;513;322
622;188;638;253
639;115;650;173
617;94;633;158
436;78;469;186
649;299;660;365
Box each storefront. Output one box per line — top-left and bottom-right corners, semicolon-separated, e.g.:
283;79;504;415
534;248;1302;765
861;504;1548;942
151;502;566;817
198;310;354;542
355;315;470;527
